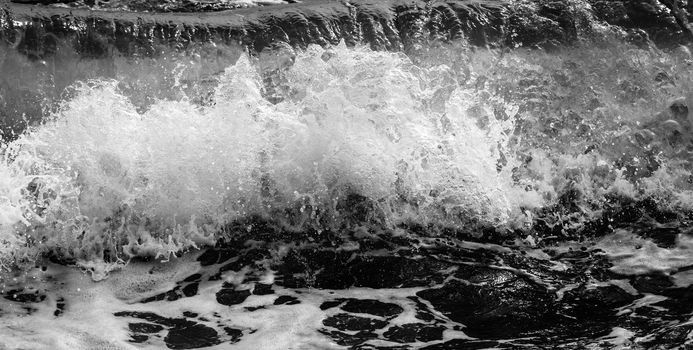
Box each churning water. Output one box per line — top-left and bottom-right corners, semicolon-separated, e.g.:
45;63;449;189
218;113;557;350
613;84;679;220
1;0;693;349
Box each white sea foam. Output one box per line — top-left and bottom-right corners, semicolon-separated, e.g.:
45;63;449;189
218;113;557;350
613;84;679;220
0;44;535;269
1;41;693;271
597;229;693;276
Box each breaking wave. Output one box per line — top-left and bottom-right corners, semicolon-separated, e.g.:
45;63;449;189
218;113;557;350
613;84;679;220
2;34;693;272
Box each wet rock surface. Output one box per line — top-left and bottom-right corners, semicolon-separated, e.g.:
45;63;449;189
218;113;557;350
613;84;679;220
216;287;251;306
114;311;222;349
339;299;403;318
67;220;685;348
273;295;300;305
416;278;559;339
322;313;389;332
383;323;446;343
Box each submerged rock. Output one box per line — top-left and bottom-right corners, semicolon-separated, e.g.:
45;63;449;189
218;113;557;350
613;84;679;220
322;313;389;332
128;322;164;334
339;299;403;318
114;311;223;349
273;295;300;305
164;323;220;349
416;279;558;339
383;323;446;343
216;288;252;306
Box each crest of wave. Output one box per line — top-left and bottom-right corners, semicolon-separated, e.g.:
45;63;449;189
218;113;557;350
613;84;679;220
0;43;538;273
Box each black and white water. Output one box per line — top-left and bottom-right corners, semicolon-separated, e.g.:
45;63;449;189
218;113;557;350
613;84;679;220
1;0;693;348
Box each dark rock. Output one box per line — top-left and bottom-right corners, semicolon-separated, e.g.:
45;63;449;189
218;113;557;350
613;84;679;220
223;327;243;343
4;289;46;303
182;283;199;298
252;283;274;295
183;274;202;282
129;322;164;333
197;248;238;266
54;297;65;317
641;324;693;348
340;299;403;318
592;0;691;45
350;256;450;288
417;278;558;339
273;295;300;305
318;329;378;346
114;311;176;326
196;249;221;266
141;286;184;303
322;313;388;331
408;296;436;322
564;285;639;320
129;334;149;343
319;300;345;310
554;250;592;261
182;311;198;318
218;249;270;273
383;323;445;343
623;305;673;334
420;339;501;349
636;227;680;248
414;311;435;322
164;323;220;349
216;289;251;306
115;310;222;348
631;274;674;294
276;249;354;289
655;285;693;316
455;266;517;284
245;305;265;311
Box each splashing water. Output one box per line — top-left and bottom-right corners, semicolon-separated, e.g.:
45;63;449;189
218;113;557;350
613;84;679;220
0;43;539;271
1;26;693;275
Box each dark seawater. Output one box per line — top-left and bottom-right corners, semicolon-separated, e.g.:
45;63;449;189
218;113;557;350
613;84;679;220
1;0;693;349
